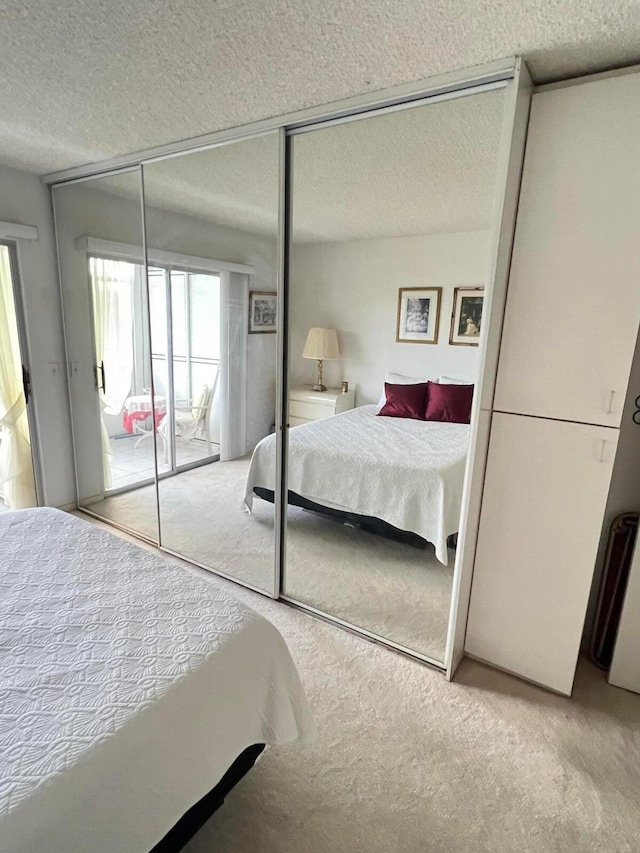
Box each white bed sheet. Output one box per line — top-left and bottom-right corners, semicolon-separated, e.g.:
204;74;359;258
0;508;315;853
244;405;470;564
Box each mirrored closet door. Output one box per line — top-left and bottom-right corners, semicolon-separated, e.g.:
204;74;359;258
53;169;160;543
274;86;508;665
141;131;281;594
52;65;526;664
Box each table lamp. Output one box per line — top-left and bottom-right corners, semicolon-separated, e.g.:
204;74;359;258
302;328;340;391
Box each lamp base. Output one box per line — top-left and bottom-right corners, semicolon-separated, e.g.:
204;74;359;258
312;358;326;392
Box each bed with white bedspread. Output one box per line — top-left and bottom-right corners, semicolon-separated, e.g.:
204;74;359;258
0;508;315;853
244;404;469;565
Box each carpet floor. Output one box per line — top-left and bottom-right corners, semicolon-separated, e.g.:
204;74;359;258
93;458;454;661
86;518;640;853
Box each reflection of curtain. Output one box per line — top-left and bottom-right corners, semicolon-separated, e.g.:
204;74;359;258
0;246;36;509
218;272;248;461
89;258;135;489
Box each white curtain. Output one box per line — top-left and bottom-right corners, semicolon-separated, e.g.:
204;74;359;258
0;246;36;509
217;272;248;461
89;258;135;489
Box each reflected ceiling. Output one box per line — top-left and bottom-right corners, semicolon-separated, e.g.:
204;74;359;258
108;88;504;242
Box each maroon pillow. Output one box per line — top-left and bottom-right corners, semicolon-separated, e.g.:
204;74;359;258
378;382;429;420
425;381;474;424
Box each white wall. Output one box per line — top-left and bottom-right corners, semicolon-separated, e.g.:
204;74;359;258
0;164;75;508
290;231;491;403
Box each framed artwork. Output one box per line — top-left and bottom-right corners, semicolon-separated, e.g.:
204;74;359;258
449;287;484;346
396;287;442;344
249;291;277;334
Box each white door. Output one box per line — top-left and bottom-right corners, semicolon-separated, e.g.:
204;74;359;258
494;73;640;428
465;412;618;695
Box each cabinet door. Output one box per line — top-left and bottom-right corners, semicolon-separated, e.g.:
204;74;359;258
494;74;640;427
465;413;618;695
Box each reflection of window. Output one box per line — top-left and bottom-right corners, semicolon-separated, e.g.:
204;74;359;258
190;274;220;361
148;268;167;357
88;255;152;405
148;267;220;405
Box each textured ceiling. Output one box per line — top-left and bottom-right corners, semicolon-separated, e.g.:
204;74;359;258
99;88;503;241
291;89;504;240
1;0;640;176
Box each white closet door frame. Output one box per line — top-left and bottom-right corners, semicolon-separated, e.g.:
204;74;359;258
49;57;534;646
444;57;533;680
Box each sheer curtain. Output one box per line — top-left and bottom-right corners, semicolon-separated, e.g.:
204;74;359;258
0;245;36;509
89;257;135;490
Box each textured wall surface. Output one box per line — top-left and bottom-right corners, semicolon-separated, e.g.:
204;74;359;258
2;0;640;174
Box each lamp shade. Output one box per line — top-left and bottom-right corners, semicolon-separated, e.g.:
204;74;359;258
302;328;340;360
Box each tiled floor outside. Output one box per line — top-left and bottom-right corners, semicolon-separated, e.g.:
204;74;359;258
109;433;219;491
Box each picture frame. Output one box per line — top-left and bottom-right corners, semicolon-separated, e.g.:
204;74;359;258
396;287;442;345
449;287;484;346
248;291;277;334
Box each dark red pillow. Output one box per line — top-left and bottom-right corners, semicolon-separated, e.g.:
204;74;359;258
378;382;429;419
425;381;474;423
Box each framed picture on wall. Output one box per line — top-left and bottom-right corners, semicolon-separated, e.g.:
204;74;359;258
450;287;484;346
249;291;277;334
396;287;442;344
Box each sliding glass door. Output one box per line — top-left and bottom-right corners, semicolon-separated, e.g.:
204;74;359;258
0;242;37;511
87;253;155;494
147;266;221;474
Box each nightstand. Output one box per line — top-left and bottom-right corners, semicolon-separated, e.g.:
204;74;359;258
289;385;356;426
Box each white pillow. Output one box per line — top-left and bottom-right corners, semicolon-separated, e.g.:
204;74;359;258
376;372;429;411
438;376;473;385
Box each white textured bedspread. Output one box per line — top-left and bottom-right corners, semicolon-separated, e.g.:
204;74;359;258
244;405;469;564
0;508;315;853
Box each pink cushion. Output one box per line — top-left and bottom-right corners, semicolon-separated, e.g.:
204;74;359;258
424;381;473;424
378;382;428;420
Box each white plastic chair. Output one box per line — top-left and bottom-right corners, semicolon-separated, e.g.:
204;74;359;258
160;369;219;464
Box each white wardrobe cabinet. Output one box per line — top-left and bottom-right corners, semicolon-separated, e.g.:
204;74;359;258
493;75;640;428
465;413;618;695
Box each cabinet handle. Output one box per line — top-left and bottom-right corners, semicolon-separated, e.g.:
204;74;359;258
95;361;106;393
598;439;607;463
606;390;616;414
22;365;31;405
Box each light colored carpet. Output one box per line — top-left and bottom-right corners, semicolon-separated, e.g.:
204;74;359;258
94;458;453;661
82;517;640;853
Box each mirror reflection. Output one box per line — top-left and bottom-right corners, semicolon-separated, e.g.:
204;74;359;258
140;134;281;593
246;88;506;662
53;169;159;542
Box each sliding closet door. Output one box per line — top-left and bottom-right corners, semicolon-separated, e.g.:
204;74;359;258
142;132;281;594
54;169;159;542
280;89;507;664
